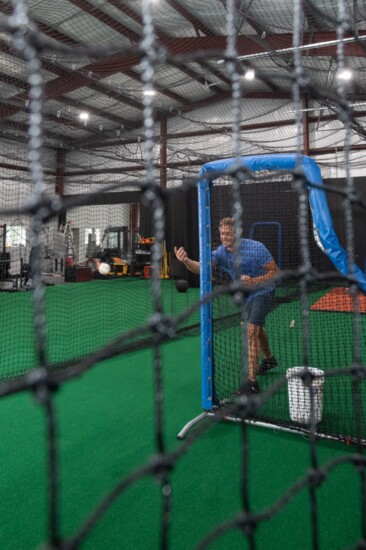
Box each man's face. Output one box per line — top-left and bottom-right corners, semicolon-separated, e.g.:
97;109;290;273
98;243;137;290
219;225;235;250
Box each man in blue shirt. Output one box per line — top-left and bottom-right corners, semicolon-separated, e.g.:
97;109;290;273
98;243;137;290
174;217;279;394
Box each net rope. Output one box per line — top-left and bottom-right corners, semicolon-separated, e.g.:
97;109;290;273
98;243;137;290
0;0;366;548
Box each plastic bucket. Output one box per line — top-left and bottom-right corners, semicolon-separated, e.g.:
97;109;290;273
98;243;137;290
286;367;324;424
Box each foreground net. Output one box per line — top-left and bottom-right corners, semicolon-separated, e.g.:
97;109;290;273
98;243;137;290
0;0;366;548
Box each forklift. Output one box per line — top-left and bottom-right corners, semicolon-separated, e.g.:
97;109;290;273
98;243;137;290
99;226;129;276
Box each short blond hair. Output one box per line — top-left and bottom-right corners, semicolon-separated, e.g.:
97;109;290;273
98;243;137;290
219;217;235;228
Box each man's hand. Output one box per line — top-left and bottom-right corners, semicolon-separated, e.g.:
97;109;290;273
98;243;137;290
240;259;279;286
240;274;255;284
174;246;200;274
174;246;188;264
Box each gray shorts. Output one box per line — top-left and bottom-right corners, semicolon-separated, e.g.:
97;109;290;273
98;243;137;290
246;291;274;327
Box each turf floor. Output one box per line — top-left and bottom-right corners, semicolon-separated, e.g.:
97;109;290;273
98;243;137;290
213;286;366;442
0;279;200;380
0;334;362;549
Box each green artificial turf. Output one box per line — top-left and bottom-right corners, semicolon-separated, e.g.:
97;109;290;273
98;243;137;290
213;287;366;442
0;279;200;380
0;335;362;549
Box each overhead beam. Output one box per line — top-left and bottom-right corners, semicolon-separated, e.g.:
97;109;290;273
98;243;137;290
1;30;363;122
163;0;216;37
69;0;190;105
66;105;366;150
68;0;141;43
30;31;366;97
158;33;366;58
301;0;329;31
62;140;366;177
68;90;291;149
0;41;142;126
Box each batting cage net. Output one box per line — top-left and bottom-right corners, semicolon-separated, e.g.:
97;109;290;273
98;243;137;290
206;162;366;444
0;0;366;549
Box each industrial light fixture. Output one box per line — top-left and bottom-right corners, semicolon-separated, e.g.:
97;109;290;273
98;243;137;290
243;69;255;80
336;67;353;81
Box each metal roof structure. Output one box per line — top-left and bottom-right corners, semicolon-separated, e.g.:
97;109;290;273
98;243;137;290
0;0;365;177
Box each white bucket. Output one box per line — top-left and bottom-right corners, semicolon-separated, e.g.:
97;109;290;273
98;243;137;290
286;367;324;424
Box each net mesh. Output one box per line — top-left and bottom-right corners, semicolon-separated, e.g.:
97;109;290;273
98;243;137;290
210;169;366;444
0;0;366;548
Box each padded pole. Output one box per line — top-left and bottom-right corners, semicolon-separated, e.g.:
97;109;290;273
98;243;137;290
198;174;213;410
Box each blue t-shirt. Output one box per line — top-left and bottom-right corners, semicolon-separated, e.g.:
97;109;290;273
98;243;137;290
212;238;274;299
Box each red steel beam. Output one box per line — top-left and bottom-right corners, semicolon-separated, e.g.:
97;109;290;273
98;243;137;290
160;117;167;189
55;148;65;196
302;95;310;156
1;30;363;121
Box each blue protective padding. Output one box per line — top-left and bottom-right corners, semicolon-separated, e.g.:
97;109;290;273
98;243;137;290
198;153;366;410
198;177;213;410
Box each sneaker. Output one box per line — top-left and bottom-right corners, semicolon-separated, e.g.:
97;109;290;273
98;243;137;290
257;356;278;376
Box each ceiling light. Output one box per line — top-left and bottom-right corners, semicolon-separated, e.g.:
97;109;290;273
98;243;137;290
79;112;89;121
143;90;156;96
243;69;255;81
336;68;353;81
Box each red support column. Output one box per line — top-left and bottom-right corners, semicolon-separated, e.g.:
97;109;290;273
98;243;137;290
160;117;167;189
55;148;66;228
55;148;65;196
302;95;310;156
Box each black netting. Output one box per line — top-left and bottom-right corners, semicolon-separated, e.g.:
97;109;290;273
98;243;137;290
0;0;365;548
210;171;366;444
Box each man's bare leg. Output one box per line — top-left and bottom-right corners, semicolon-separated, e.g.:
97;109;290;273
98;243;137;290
247;323;261;381
258;327;273;359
